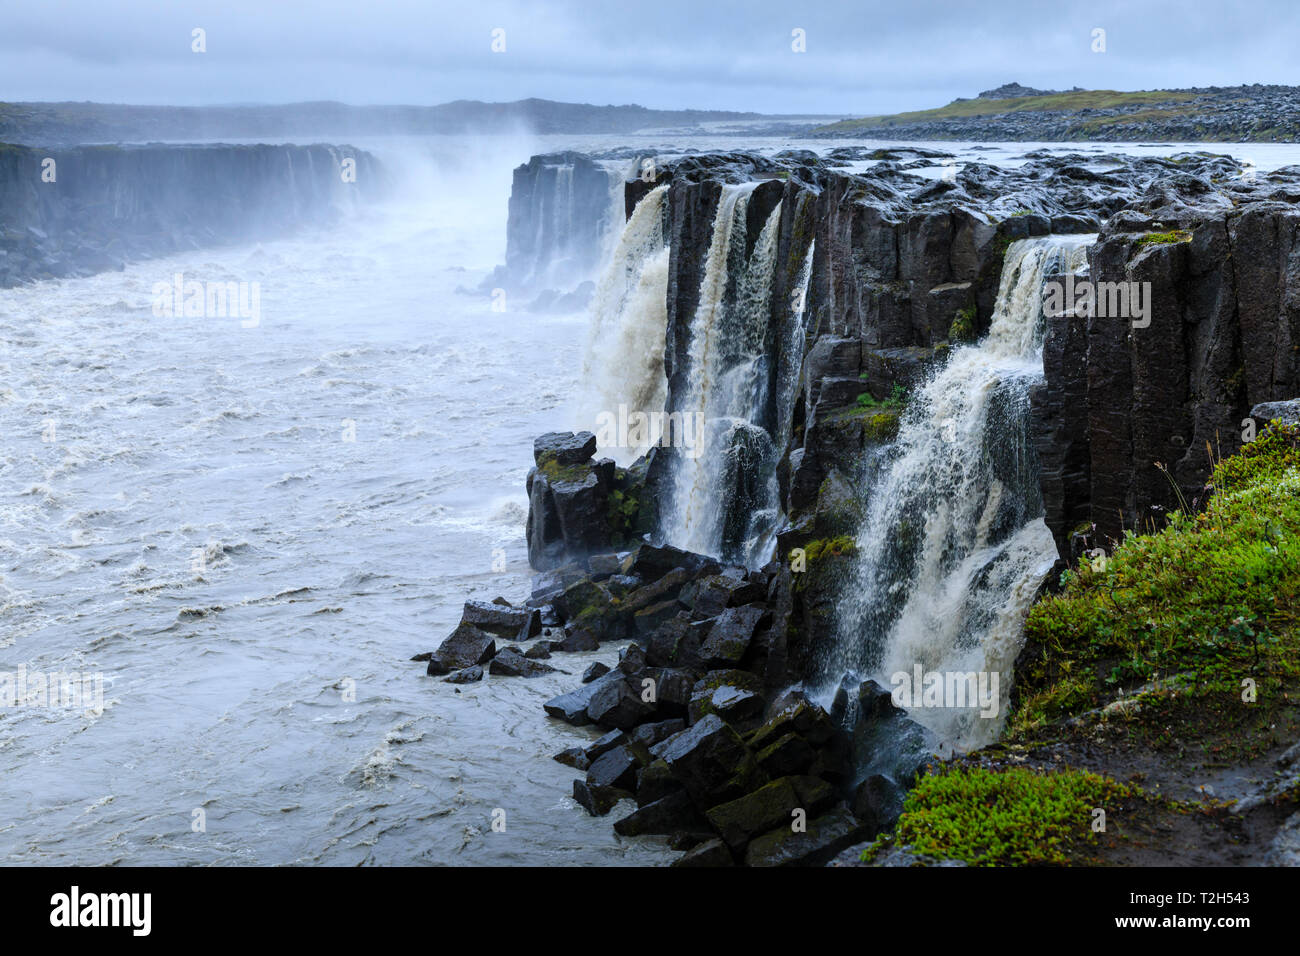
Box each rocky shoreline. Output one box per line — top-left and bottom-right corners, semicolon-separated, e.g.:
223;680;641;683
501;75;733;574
418;432;939;865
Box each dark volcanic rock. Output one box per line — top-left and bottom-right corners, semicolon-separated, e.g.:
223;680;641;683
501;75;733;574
543;669;623;725
461;600;537;640
671;837;735;867
443;665;484;684
705;777;803;852
427;623;496;674
655;713;764;807
613;790;703;836
744;806;870;867
488;648;556;677
534;431;598;467
586;674;658;729
582;661;611;683
699;605;767;667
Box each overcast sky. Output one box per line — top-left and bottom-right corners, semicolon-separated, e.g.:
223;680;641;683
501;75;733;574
1;0;1290;115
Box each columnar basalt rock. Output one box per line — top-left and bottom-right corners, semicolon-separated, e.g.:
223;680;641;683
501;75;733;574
1034;174;1300;555
470;146;1300;864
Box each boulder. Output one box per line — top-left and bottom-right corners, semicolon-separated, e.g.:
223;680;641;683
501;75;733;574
613;790;703;837
1251;398;1300;425
461;599;538;640
629;718;687;749
442;665;484;684
646;613;705;670
688;670;766;726
543;669;623;725
534;431;597;467
655;713;764;807
755;732;816;777
582;662;611;683
671;837;734;867
621;544;718;582
586;674;658;729
584;729;627;764
488;648;556;677
553;747;589;770
743;807;871;867
558;620;602;652
699;605;767;667
427;623;496;674
635;758;684;806
705;777;803;852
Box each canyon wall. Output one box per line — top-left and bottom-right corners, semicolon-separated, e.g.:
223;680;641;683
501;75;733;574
0;142;382;287
522;147;1300;578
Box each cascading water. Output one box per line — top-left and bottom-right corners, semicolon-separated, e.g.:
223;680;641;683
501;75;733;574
579;183;671;465
665;184;790;566
822;235;1094;750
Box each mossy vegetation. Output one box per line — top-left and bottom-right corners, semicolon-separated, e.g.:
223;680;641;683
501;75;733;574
855;382;907;410
536;456;592;484
802;536;857;564
1012;424;1300;746
606;486;640;545
1136;229;1193;246
861;766;1142;866
948;305;976;343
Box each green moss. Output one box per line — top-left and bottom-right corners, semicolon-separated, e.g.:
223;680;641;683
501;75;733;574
536;457;591;484
863;410;901;442
949;306;976;343
802;536;858;563
862;766;1139;866
855;382;907;410
606;486;640;545
1136;230;1193;247
1013;424;1300;743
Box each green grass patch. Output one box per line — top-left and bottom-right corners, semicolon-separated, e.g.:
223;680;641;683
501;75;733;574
862;766;1139;865
1012;424;1300;740
813;89;1198;134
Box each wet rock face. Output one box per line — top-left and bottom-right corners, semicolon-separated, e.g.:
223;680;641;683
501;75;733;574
503;151;620;291
491;540;926;865
0;143;383;288
1034;180;1300;555
525;431;656;571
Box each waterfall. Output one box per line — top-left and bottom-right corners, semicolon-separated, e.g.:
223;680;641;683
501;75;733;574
822;236;1094;750
579;184;671;464
665;184;791;566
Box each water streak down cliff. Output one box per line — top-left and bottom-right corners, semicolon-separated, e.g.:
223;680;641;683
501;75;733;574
822;237;1091;748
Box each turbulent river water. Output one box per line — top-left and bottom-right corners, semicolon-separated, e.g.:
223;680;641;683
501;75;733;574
2;132;1296;865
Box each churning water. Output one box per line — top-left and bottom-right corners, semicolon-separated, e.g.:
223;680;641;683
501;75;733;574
0;139;672;865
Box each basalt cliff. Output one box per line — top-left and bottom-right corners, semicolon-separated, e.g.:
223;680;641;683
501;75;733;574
419;145;1300;866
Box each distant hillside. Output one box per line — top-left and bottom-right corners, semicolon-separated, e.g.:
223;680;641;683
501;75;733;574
0;98;826;145
812;83;1300;142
